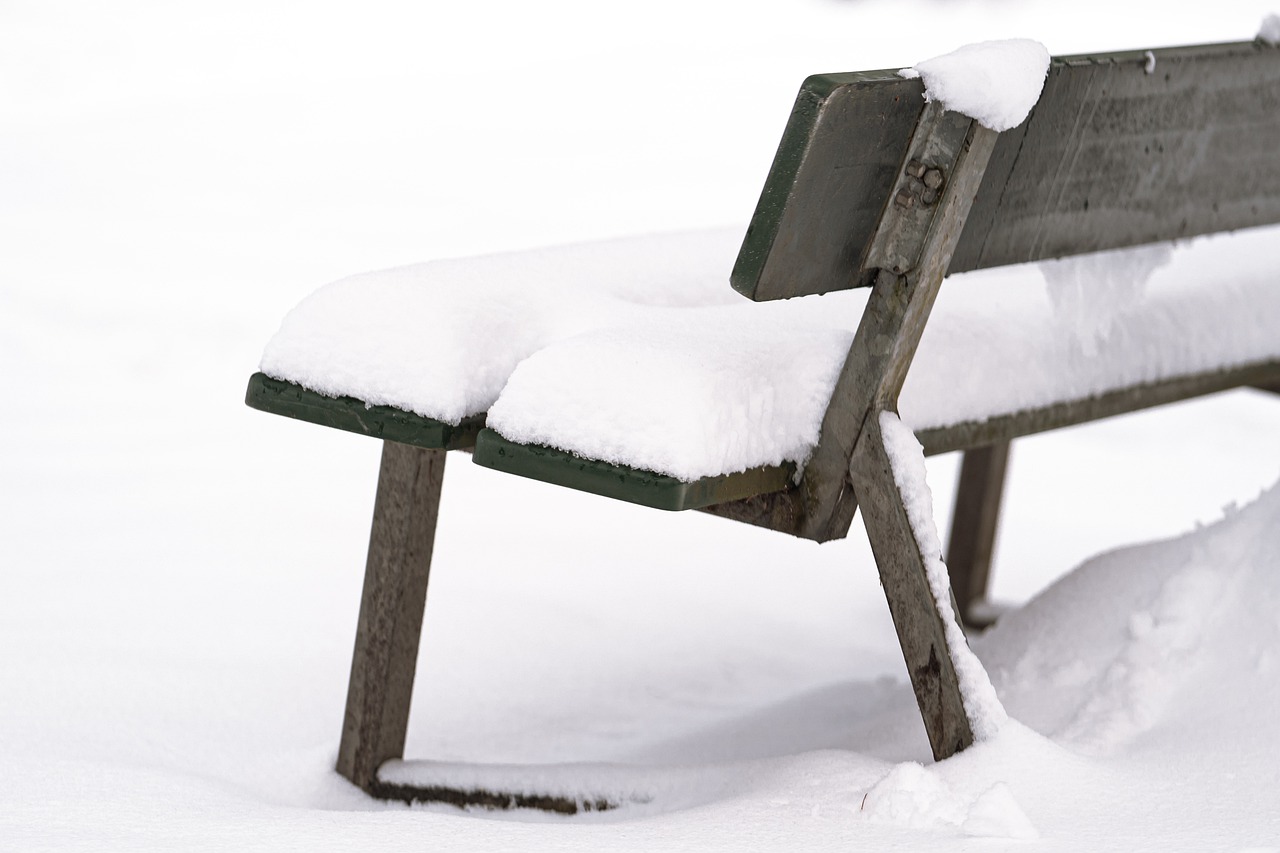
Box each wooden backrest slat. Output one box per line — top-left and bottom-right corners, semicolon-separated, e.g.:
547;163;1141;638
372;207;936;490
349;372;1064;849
734;40;1280;301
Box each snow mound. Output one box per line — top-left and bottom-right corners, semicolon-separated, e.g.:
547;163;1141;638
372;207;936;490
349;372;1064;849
899;39;1049;131
862;762;1037;839
978;475;1280;755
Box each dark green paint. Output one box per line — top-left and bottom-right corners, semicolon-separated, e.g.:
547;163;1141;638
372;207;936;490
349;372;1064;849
472;429;794;512
244;373;484;450
732;71;923;300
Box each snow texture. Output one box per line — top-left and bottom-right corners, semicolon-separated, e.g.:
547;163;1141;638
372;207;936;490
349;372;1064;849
263;225;1280;481
486;298;856;479
260;230;744;425
861;763;1037;839
877;411;1008;741
898;39;1050;131
1260;13;1280;44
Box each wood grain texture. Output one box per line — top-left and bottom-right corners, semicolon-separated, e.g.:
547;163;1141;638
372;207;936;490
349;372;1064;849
954;41;1280;272
336;442;446;791
794;113;999;543
849;413;975;760
735;40;1280;301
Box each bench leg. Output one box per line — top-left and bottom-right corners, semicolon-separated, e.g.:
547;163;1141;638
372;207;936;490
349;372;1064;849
850;413;976;760
945;441;1010;629
336;441;446;792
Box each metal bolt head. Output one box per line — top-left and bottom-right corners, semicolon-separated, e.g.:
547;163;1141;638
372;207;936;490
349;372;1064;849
905;160;926;179
923;168;944;189
921;187;940;206
895;188;915;209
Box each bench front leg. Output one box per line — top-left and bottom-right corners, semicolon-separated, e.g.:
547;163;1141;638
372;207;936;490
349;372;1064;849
336;441;446;792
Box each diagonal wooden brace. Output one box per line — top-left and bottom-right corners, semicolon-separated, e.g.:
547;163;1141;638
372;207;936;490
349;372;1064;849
800;103;1000;758
797;103;996;542
850;412;976;758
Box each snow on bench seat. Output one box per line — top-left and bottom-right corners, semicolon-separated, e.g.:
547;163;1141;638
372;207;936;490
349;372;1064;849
259;225;1280;482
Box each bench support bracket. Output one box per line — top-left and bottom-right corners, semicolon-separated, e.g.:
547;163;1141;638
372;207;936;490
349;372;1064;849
805;103;999;759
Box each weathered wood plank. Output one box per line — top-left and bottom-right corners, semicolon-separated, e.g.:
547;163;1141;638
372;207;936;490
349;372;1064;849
367;780;616;814
732;71;923;301
246;372;484;450
850;413;975;760
945;442;1010;628
955;41;1280;272
735;40;1280;301
794;108;1000;542
336;441;446;792
915;358;1280;455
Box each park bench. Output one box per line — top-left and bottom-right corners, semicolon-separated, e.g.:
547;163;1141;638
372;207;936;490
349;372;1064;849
246;38;1280;812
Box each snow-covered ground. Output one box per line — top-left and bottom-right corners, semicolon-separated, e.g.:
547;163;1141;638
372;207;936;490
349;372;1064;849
3;1;1280;850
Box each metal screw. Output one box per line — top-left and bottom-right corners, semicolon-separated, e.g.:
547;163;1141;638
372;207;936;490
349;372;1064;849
923;168;944;190
895;188;915;209
921;188;940;206
905;160;926;179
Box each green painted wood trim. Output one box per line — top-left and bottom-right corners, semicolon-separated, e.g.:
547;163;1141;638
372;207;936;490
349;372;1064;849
731;70;923;301
472;430;794;512
244;373;484;450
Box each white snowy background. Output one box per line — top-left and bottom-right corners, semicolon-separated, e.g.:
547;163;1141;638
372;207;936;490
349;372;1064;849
3;1;1280;850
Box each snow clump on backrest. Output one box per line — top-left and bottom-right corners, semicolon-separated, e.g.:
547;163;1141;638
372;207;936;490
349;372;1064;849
899;39;1050;132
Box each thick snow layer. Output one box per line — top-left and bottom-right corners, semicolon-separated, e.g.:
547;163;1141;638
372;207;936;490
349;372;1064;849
1260;13;1280;44
899;39;1050;132
259;231;743;425
878;411;1008;741
486;299;857;478
263;224;1280;481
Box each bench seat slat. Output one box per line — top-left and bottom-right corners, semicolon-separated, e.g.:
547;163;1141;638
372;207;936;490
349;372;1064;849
473;357;1280;517
245;373;484;451
472;430;795;512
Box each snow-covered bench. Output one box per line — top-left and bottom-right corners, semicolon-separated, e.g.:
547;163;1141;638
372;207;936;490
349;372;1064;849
247;38;1280;810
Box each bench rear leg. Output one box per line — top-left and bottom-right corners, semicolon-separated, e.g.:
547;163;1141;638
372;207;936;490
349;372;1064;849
336;440;446;792
850;413;976;760
946;441;1010;629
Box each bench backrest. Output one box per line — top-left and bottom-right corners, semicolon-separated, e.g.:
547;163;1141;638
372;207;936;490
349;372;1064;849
733;40;1280;302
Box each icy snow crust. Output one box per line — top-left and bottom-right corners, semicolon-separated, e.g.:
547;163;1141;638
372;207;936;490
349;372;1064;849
899;39;1050;132
262;225;1280;481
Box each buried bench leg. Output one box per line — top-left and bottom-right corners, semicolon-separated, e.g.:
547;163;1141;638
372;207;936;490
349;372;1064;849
850;413;976;760
945;441;1010;629
336;441;446;792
